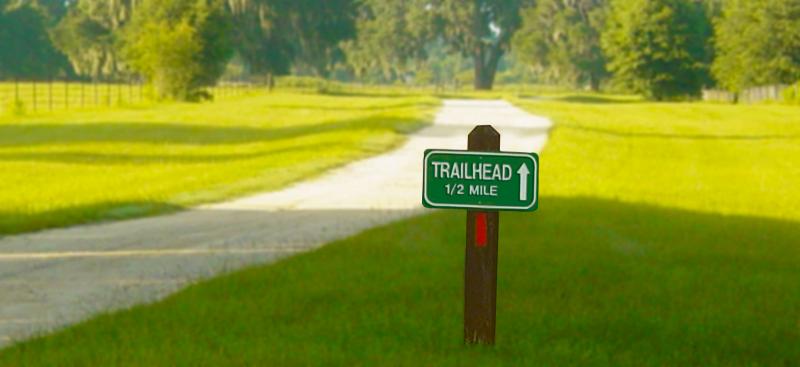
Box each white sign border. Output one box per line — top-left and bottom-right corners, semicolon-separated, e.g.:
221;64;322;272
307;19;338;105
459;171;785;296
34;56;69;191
422;149;538;211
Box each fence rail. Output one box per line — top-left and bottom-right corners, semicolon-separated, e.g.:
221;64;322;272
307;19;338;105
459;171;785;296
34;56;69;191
701;89;736;103
0;79;147;113
0;79;266;114
703;84;792;104
741;85;787;104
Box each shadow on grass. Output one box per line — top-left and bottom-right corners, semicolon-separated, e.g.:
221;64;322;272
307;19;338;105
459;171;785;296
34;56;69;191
0;115;425;148
550;95;641;104
262;101;436;112
0;141;344;166
557;123;800;140
398;123;552;139
319;90;428;98
0;201;187;236
519;94;642;104
1;196;799;365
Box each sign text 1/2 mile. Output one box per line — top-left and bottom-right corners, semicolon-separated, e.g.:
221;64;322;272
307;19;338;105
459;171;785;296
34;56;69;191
422;150;538;211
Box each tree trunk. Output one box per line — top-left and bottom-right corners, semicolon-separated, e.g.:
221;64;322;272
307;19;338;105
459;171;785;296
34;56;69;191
474;66;493;90
267;73;274;92
473;45;502;91
589;73;600;92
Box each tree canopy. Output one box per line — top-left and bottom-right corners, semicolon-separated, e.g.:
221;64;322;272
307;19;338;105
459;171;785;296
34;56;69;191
1;0;798;99
0;1;71;79
602;0;712;100
123;0;232;100
226;0;293;77
434;0;529;90
50;0;136;79
713;0;800;92
512;0;607;90
343;0;435;82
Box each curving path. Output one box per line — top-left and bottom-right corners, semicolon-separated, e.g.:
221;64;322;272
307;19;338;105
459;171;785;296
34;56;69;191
0;99;551;348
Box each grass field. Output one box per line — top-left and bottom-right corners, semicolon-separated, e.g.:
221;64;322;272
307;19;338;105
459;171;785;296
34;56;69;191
517;95;800;220
2;97;799;366
0;92;437;235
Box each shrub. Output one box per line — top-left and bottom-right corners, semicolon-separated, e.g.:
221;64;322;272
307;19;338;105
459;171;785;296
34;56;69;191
275;76;346;94
783;83;800;105
276;76;326;89
2;99;26;116
122;0;232;101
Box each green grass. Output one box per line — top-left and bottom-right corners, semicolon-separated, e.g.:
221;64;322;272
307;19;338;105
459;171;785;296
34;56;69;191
516;96;800;221
2;96;799;366
0;92;437;234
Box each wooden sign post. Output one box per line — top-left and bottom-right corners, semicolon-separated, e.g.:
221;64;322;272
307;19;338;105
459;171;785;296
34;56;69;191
422;125;539;345
464;125;501;344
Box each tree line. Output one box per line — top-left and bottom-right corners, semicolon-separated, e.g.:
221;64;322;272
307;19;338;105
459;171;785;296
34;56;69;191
1;0;799;100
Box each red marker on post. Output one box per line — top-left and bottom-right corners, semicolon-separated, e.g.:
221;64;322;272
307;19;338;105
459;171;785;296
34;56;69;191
475;212;488;247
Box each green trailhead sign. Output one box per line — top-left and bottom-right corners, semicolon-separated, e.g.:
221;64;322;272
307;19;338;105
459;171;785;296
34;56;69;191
422;149;539;211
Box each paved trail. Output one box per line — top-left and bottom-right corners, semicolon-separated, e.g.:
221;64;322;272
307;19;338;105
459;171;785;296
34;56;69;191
0;100;551;348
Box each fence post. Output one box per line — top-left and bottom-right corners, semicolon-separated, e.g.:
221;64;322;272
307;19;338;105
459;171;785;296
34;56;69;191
48;78;53;111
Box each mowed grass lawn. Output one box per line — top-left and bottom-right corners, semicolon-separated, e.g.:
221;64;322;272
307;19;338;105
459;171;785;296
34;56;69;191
0;92;437;234
2;97;800;366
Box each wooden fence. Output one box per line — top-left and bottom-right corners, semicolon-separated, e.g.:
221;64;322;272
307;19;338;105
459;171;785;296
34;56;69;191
703;84;793;104
0;79;263;114
702;89;736;103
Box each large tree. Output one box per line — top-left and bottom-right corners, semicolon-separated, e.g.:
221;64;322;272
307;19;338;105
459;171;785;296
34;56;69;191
343;0;436;82
50;0;137;79
602;0;712;99
122;0;232;100
434;0;529;90
512;0;607;90
225;0;355;78
0;1;72;79
5;0;68;22
712;0;800;92
289;0;357;76
225;0;293;78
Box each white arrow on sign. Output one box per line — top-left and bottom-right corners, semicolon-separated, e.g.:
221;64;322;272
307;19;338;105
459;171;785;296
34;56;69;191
517;163;530;201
